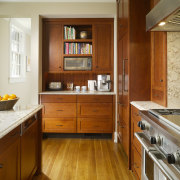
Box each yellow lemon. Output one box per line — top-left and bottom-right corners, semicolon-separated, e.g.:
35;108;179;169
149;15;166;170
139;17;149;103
0;96;1;100
8;97;14;100
10;94;16;99
1;98;7;101
3;94;9;100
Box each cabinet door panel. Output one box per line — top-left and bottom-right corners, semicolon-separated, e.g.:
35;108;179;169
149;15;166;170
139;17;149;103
43;103;76;118
94;24;113;71
21;120;38;180
45;23;63;72
77;103;112;118
0;139;20;180
133;147;141;180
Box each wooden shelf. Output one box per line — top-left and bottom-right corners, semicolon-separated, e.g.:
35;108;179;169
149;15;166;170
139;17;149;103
64;39;92;43
63;54;92;57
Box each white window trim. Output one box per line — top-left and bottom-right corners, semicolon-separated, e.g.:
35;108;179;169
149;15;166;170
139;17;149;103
9;19;26;83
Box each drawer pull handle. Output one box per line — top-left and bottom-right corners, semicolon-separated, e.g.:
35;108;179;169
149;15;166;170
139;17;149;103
93;126;100;128
0;164;3;168
56;125;63;127
57;98;63;100
93;110;98;112
56;110;63;111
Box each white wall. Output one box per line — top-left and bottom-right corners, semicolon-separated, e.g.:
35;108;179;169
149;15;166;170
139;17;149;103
0;2;116;105
0;18;32;106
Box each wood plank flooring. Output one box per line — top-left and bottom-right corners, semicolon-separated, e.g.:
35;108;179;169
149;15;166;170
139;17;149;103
34;138;135;180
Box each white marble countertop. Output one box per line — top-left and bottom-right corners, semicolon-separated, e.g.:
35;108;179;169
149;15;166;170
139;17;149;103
39;91;115;95
130;101;165;110
0;105;43;139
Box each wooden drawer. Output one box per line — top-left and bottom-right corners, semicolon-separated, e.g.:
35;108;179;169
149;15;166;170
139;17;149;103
133;146;141;180
43;103;76;118
77;95;112;103
43;118;76;133
77;118;112;133
41;95;76;103
0;125;20;154
77;103;112;118
131;105;141;122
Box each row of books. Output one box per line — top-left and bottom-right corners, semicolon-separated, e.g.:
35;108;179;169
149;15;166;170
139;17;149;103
64;43;92;55
64;26;76;40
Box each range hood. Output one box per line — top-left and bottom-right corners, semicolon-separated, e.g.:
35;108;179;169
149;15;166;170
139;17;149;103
146;0;180;31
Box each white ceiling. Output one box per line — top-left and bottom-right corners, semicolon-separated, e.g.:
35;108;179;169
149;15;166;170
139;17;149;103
0;0;116;2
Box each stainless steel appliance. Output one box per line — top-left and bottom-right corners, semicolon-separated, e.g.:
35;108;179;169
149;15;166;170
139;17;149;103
97;75;111;92
49;82;62;90
146;0;180;31
135;109;180;180
64;57;92;71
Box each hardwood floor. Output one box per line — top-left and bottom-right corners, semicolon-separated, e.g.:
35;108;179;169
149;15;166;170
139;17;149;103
34;138;135;180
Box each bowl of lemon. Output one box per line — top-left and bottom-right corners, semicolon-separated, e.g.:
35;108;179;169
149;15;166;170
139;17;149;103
0;94;19;111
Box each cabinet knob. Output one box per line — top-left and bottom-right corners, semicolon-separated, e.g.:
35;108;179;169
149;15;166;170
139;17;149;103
160;79;163;82
59;66;61;69
0;164;3;168
96;66;98;68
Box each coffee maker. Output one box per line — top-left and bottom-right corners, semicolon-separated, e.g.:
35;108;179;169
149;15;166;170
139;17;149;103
97;75;111;92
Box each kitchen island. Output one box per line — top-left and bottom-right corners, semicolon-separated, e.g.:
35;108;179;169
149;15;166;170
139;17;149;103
0;105;43;180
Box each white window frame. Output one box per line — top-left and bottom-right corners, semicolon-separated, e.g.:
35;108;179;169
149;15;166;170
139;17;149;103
9;20;26;83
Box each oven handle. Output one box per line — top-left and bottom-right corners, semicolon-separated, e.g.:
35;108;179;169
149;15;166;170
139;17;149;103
149;151;176;180
134;132;156;152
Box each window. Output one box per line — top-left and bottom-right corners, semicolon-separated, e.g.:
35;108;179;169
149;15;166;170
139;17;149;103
9;21;26;83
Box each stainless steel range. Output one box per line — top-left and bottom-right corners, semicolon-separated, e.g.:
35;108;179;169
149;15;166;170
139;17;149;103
135;109;180;180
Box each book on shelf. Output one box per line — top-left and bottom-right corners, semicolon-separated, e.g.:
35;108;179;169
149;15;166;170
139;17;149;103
64;42;92;55
64;26;76;40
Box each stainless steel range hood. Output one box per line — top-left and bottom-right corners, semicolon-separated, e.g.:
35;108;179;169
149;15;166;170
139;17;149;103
146;0;180;31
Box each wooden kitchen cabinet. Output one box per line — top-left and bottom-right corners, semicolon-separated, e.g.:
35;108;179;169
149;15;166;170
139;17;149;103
117;0;151;169
151;32;167;106
131;105;142;180
94;23;113;71
0;126;20;180
21;115;38;180
77;95;113;133
41;94;77;133
40;94;114;133
42;19;114;92
43;23;63;72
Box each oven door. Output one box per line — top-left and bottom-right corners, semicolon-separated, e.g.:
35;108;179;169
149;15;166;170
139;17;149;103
135;132;180;180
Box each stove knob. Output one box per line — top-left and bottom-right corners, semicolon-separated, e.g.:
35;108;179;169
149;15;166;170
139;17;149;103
141;123;146;130
137;121;142;128
167;154;176;164
150;136;156;144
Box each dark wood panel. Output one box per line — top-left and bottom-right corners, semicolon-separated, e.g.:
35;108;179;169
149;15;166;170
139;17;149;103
41;94;76;103
43;103;76;118
77;118;112;133
151;32;167;106
44;118;76;133
94;23;113;71
21;120;38;180
77;103;112;118
0;138;20;180
133;146;141;180
77;95;112;103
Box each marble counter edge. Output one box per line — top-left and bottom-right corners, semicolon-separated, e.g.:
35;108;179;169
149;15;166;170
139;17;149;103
130;101;166;111
0;105;43;139
39;91;116;95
